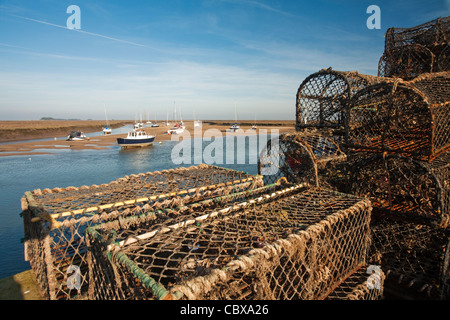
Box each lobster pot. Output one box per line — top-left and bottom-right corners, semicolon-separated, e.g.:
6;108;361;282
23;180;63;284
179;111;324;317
295;69;384;134
351;152;450;228
257;132;347;187
378;44;435;80
86;185;372;300
21;164;263;300
384;17;449;51
324;265;385;300
368;216;449;299
380;17;449;80
347;72;450;161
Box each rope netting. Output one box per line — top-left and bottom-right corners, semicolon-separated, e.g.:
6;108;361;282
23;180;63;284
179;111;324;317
368;215;449;299
324;265;385;300
86;185;373;300
347;72;450;161
258;132;347;187
351;151;450;228
21;164;263;300
295;68;385;133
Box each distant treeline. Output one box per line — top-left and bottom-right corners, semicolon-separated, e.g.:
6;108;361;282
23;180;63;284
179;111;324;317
40;117;82;120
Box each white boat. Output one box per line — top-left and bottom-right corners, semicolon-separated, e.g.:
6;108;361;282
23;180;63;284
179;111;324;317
103;125;112;134
168;123;184;135
229;122;240;132
229;103;240;132
168;102;185;134
103;105;112;134
67;131;88;141
193;111;201;127
117;130;155;148
251;113;257;130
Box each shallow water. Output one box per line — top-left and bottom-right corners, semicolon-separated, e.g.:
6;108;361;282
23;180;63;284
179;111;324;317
0;132;271;279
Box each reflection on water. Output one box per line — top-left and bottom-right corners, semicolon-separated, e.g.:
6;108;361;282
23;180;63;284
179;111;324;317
0;134;271;279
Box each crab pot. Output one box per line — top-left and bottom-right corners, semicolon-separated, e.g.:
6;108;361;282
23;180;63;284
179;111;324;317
383;17;449;54
351;151;450;228
257;132;347;187
295;69;385;137
86;184;372;300
347;72;450;161
20;164;263;300
324;265;385;300
378;44;435;80
368;215;449;299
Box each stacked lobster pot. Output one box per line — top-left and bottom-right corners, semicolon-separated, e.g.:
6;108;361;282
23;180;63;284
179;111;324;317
378;17;449;80
252;69;390;299
21;164;264;300
86;182;381;300
346;71;450;299
282;17;450;300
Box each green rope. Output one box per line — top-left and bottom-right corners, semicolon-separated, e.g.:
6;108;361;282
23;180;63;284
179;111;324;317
109;250;171;300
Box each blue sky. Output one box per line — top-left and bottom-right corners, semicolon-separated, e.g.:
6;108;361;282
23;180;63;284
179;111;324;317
0;0;448;120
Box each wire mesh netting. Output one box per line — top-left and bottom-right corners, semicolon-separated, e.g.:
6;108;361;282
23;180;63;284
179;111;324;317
86;185;373;300
368;215;450;299
350;151;450;228
346;72;450;161
21;164;263;300
257;132;347;187
295;68;385;134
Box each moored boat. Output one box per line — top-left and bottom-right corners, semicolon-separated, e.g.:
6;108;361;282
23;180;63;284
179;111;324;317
67;131;88;141
117;130;155;148
168;123;184;135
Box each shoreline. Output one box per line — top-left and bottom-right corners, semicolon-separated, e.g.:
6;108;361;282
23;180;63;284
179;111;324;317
0;120;295;157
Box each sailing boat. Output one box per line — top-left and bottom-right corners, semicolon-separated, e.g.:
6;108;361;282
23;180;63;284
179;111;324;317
103;105;112;134
230;103;240;132
194;110;200;127
168;102;185;135
252;113;257;130
151;111;159;127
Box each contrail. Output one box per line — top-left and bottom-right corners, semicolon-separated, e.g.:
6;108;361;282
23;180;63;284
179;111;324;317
11;14;148;48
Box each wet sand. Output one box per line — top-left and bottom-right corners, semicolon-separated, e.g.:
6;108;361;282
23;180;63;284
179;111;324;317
0;120;295;157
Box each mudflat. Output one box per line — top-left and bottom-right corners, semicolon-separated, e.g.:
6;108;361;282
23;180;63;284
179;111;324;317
0;120;295;157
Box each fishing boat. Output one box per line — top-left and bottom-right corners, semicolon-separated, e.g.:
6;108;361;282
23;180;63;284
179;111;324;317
67;131;88;141
117;130;155;148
